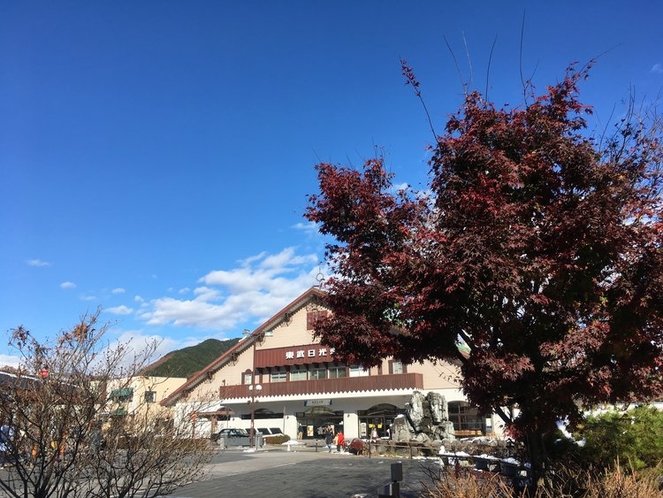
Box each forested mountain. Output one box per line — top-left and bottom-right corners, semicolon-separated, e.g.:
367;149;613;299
142;338;240;378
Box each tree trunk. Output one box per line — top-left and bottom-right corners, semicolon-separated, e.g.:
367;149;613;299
525;430;547;493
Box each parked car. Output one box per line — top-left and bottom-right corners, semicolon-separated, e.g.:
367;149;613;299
211;428;263;448
256;427;284;437
255;427;289;445
211;428;249;442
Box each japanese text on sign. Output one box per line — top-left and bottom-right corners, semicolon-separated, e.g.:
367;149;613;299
285;347;335;361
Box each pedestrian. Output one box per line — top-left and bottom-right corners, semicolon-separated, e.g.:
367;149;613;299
336;431;344;452
0;425;12;466
324;425;334;453
89;423;104;455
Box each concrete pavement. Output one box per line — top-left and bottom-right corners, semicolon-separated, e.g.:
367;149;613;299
171;445;442;498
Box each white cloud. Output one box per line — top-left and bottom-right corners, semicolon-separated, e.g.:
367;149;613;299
178;287;190;294
193;286;221;301
134;295;145;303
138;247;320;332
291;221;319;235
80;294;97;301
201;247;317;292
651;63;663;74
26;259;51;267
110;330;181;372
106;305;134;316
139;295;244;330
60;281;76;290
112;288;126;294
261;247;317;269
0;354;21;369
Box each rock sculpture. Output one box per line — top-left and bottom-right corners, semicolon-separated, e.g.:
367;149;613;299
393;390;455;442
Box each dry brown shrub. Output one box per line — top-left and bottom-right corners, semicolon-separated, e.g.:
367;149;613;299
420;462;663;498
420;467;521;498
578;464;663;498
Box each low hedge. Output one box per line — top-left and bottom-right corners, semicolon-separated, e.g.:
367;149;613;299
263;434;290;445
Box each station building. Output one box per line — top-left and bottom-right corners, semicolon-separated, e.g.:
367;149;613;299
162;287;500;440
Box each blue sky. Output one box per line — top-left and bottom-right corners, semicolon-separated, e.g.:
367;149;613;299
2;1;662;367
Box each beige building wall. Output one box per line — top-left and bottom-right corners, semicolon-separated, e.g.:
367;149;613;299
256;310;322;349
164;288;502;441
184;308;327;402
108;375;187;419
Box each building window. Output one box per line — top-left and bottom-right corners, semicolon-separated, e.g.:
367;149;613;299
243;371;253;385
389;360;404;374
448;401;485;436
306;310;329;330
270;369;287;382
290;368;307;381
328;366;347;378
309;368;326;380
349;366;369;377
144;391;156;404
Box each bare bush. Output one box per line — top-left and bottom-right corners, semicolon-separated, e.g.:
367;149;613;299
0;310;215;498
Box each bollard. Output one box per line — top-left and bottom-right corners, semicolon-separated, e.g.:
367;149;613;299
377;462;402;498
391;462;402;482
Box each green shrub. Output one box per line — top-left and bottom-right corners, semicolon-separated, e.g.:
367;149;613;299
574;405;663;472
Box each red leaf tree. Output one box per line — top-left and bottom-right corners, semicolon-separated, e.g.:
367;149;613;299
305;64;663;475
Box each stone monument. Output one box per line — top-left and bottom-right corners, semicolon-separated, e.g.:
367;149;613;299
391;390;455;443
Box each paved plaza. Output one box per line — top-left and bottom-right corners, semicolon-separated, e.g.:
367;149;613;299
171;445;442;498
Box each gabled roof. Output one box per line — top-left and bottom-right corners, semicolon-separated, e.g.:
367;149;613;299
161;287;326;407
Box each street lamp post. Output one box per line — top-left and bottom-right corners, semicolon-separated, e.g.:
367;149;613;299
248;383;262;449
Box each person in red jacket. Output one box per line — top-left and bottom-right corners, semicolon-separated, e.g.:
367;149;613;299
336;431;344;452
